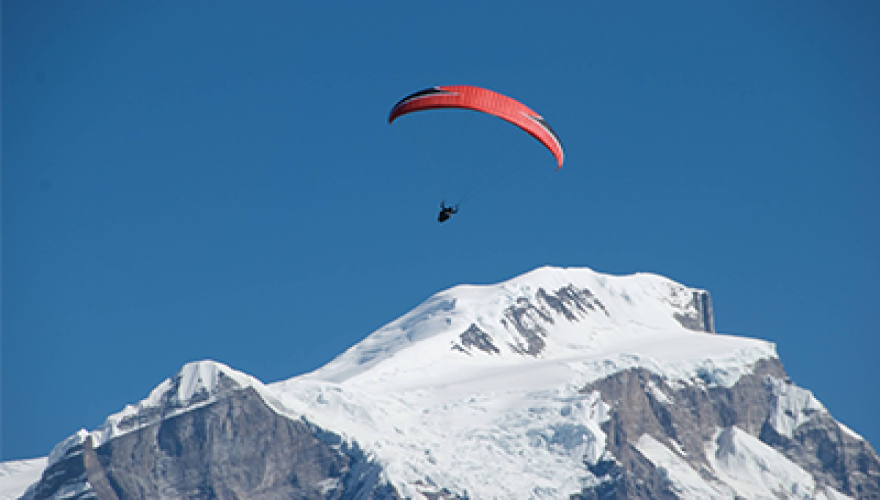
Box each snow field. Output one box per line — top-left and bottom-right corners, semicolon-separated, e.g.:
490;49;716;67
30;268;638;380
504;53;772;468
0;459;47;500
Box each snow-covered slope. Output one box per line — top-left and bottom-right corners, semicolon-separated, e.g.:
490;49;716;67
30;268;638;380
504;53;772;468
9;266;877;499
635;428;851;499
267;265;786;498
0;459;46;500
302;266;724;385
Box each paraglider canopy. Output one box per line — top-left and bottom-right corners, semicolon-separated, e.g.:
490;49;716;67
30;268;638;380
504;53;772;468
388;85;564;169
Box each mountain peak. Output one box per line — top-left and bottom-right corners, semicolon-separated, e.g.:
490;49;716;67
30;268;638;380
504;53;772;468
157;360;250;408
45;360;266;468
307;266;717;384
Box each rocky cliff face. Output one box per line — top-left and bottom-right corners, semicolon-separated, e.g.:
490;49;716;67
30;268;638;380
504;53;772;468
575;359;880;499
17;266;880;499
28;387;397;500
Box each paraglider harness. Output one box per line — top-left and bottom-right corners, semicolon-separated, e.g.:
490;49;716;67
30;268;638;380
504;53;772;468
437;202;459;223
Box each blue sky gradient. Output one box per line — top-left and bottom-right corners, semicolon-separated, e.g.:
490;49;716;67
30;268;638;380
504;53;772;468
3;1;879;460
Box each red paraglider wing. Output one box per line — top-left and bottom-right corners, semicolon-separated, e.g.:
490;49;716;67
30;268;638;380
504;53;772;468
388;85;564;169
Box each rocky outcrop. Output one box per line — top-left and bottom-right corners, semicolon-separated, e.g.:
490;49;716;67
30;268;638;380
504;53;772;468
452;323;500;355
573;359;880;499
760;411;880;499
497;282;712;358
499;284;610;356
672;291;714;333
28;388;398;500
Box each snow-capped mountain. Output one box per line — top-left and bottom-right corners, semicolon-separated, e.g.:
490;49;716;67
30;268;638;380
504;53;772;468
7;266;879;499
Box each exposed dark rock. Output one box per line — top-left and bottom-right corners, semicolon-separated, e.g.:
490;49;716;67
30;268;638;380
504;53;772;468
574;444;678;499
82;437;119;500
29;445;89;500
537;285;609;321
573;359;880;499
500;284;609;357
761;411;880;499
672;291;714;333
452;323;500;355
30;388;399;500
502;297;551;356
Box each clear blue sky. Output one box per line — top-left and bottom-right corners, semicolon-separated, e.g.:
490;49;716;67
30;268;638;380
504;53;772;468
3;2;878;461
